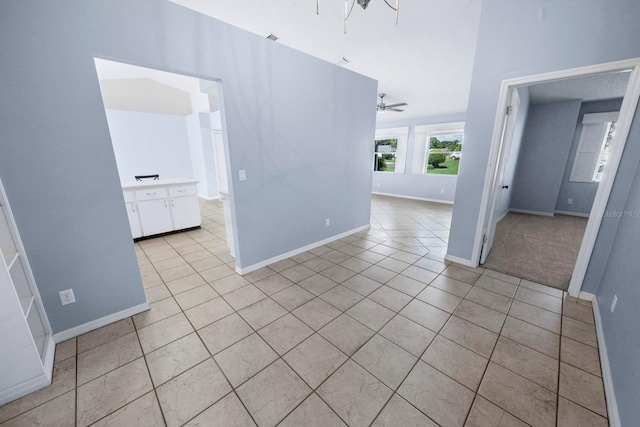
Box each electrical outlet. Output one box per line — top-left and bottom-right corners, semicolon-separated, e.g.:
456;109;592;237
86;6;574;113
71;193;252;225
440;188;445;194
611;294;617;312
238;170;246;181
59;289;76;306
568;198;573;205
325;218;330;227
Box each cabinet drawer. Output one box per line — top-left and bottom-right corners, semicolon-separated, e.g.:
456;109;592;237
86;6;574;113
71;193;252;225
135;188;168;201
123;191;135;203
169;185;197;198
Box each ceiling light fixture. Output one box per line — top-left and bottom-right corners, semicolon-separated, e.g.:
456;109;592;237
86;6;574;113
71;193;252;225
316;0;400;34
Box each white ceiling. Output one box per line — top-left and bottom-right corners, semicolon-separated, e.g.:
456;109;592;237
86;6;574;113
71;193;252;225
528;71;631;104
171;0;482;122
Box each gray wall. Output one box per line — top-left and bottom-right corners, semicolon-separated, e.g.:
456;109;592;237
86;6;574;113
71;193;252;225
496;86;530;219
446;0;640;422
0;1;375;332
374;114;465;203
555;98;624;215
510;100;581;215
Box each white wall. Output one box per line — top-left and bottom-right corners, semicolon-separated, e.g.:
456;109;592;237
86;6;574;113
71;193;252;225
105;109;194;183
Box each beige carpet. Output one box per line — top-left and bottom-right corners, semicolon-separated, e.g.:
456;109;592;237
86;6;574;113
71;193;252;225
482;213;588;291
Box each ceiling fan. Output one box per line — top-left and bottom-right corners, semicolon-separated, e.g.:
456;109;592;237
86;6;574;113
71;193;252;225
377;93;407;112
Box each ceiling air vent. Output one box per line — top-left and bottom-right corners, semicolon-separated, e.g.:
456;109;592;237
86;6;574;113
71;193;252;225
266;34;278;41
332;57;350;66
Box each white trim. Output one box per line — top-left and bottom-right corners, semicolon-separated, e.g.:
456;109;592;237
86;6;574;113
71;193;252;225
415;121;466;134
444;254;475;267
51;302;150;343
554;210;590;218
471;58;640;298
371;191;454;205
198;195;221;201
235;224;371;275
509;208;554;217
0;371;51;406
592;298;621;427
582;111;619;124
578;291;595;301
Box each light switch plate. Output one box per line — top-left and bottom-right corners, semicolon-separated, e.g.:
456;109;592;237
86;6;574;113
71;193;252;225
239;170;246;181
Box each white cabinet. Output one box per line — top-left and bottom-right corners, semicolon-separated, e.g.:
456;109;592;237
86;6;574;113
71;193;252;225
122;179;201;239
0;179;54;405
170;196;201;230
137;199;173;236
125;202;143;239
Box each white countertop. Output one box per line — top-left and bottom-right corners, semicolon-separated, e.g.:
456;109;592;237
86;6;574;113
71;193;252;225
122;178;198;190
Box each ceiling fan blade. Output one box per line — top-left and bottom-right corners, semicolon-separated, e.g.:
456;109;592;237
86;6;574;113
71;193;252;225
384;103;407;108
387;107;404;112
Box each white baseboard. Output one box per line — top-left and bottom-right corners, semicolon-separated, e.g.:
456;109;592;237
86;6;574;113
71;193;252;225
0;336;55;405
444;254;476;268
236;224;371;275
555;210;590;218
579;291;595;301
509;208;554;217
371;191;454;205
592;298;620;427
52;302;150;343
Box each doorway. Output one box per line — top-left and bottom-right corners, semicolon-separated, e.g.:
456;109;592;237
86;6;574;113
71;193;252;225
92;58;237;259
476;58;640;296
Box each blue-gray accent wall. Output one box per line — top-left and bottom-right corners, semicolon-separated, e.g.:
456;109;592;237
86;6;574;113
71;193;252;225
510;100;582;215
0;1;376;332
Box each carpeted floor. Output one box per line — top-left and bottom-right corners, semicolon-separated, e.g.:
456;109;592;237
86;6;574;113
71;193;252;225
482;213;588;290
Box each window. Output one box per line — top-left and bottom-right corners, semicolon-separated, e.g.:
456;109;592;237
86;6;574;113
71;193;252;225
374;127;409;173
413;122;465;176
426;132;464;175
570;111;619;183
374;139;397;172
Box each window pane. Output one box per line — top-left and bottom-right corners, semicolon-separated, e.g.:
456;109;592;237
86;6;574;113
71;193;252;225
425;133;463;175
593;121;616;182
374;139;397;172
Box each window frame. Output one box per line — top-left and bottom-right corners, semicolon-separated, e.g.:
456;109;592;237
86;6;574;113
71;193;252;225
414;122;465;177
569;111;619;183
374;127;409;174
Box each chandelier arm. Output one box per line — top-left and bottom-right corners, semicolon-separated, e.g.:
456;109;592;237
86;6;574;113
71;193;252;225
384;0;400;24
344;0;356;33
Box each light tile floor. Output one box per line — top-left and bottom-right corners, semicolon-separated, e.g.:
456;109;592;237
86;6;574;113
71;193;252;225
0;195;608;426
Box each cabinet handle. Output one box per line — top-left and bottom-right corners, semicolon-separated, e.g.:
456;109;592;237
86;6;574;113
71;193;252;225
164;200;167;208
171;200;175;207
146;192;157;196
178;189;186;193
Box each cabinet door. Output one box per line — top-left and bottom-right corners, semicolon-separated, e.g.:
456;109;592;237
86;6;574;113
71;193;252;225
171;196;201;230
125;203;143;239
137;199;174;236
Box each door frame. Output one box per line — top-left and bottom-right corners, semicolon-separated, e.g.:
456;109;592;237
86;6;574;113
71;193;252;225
472;57;640;296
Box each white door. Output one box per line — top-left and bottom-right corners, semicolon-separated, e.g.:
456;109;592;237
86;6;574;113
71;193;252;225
125;203;142;239
480;89;521;264
171;196;201;230
137;199;173;236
